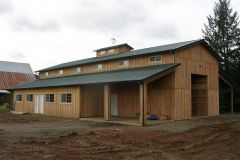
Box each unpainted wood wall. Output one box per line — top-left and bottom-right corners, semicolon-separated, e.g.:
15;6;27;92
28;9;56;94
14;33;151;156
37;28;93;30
111;83;140;117
80;84;104;117
13;86;80;118
39;53;174;79
174;44;219;120
147;72;175;119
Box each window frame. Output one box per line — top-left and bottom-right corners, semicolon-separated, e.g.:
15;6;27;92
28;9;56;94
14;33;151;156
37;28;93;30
149;55;162;63
118;59;129;67
108;49;115;54
16;94;22;102
95;64;103;70
45;94;55;103
60;93;72;103
75;67;81;73
59;70;64;75
99;51;105;56
26;94;33;102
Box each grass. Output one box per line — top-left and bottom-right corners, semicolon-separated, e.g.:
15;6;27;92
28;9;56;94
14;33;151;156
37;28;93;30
0;107;12;113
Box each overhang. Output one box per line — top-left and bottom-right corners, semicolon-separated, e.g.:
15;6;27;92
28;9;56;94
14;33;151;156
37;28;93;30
15;63;180;90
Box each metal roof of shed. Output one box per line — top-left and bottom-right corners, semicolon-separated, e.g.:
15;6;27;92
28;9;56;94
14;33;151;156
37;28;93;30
16;63;180;89
38;39;213;72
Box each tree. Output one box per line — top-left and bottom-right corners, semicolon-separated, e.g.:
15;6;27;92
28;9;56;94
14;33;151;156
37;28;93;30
202;0;240;71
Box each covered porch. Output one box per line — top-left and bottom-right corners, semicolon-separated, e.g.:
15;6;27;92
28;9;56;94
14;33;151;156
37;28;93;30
79;64;179;126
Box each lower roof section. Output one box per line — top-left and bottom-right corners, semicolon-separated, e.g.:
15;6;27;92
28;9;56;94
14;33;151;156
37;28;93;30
14;63;180;90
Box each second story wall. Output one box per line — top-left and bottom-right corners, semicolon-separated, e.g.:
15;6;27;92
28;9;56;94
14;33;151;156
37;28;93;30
39;52;174;79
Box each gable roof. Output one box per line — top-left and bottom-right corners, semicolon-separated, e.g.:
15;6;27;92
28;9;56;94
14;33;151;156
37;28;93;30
38;39;220;72
15;63;180;89
0;61;36;89
0;61;33;74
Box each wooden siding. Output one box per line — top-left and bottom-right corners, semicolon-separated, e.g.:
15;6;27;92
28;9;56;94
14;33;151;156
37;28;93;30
111;83;140;117
39;52;174;79
174;44;219;120
13;86;80;118
81;85;104;117
0;71;35;89
147;72;175;119
96;46;132;57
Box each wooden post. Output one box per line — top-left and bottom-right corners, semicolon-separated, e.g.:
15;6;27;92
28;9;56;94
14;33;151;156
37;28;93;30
143;83;148;125
231;88;234;114
139;83;144;125
104;84;110;121
139;82;147;126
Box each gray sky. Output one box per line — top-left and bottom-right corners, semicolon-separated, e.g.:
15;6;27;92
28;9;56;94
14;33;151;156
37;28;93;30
0;0;239;71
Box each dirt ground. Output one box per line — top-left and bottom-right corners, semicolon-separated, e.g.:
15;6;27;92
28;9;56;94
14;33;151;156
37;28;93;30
0;113;240;160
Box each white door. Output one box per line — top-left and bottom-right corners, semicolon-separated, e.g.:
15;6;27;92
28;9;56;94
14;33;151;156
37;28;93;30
111;94;118;116
34;95;44;114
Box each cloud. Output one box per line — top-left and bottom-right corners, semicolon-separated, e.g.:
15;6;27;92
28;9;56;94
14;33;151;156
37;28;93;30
66;0;148;33
10;16;59;32
141;22;179;39
8;49;26;60
0;0;14;14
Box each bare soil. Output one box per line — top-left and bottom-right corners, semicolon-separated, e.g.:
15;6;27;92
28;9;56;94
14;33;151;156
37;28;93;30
0;112;240;160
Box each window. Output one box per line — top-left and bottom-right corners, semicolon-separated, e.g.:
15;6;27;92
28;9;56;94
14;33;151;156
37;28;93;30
59;70;64;75
46;94;54;102
95;64;102;70
99;51;105;56
119;60;129;67
109;49;115;54
45;72;48;76
149;55;162;62
61;93;72;103
16;94;22;101
26;94;33;102
75;67;81;73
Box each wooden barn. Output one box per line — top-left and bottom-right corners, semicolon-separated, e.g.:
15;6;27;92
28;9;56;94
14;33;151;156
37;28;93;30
13;39;220;125
0;61;35;106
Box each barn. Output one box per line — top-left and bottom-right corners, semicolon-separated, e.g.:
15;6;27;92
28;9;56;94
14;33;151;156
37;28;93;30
0;61;35;106
13;39;220;125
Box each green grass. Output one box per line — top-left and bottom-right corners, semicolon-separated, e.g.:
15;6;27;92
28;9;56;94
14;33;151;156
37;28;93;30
0;107;12;113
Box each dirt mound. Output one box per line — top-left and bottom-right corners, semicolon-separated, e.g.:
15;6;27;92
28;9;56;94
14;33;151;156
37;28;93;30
0;121;239;160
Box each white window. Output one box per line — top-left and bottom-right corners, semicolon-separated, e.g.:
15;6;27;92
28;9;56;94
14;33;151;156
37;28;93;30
149;55;162;62
119;60;129;67
59;70;64;75
61;93;72;103
95;64;102;70
75;67;81;73
45;72;48;76
99;51;105;56
109;49;115;54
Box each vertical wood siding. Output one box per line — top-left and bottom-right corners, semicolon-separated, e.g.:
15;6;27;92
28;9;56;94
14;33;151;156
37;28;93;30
147;72;175;119
81;84;104;117
174;44;219;120
13;86;80;118
39;53;174;79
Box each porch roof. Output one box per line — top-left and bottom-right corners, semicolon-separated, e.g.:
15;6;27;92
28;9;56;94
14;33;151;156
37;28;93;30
14;63;180;89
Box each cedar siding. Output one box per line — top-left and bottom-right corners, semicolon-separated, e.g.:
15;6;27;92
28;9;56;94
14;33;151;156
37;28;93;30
13;40;220;123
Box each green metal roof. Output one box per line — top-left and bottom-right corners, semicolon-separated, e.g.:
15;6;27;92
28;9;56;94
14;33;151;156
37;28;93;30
15;63;180;89
38;39;206;72
94;43;134;52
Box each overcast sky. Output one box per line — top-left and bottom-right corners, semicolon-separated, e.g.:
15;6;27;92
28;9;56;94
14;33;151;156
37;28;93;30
0;0;239;71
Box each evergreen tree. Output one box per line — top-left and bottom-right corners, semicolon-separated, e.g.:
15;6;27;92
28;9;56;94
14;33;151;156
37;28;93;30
202;0;240;71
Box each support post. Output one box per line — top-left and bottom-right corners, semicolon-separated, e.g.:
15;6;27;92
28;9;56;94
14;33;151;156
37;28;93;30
139;82;147;126
104;84;110;121
231;88;234;114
